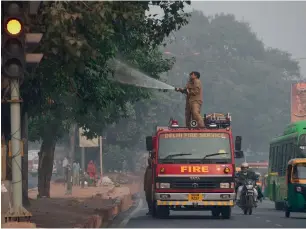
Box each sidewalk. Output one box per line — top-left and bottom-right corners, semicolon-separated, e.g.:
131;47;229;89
2;174;141;228
29;182;140;228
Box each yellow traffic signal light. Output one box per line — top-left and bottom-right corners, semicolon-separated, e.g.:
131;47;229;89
6;19;22;35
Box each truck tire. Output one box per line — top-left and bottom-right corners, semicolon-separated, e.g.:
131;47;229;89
152;201;157;218
156;206;170;218
211;209;221;217
221;207;231;219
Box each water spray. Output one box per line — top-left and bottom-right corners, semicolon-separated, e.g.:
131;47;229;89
109;59;176;91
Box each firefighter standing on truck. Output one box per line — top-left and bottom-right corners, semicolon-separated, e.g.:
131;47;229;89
175;71;204;127
144;158;153;215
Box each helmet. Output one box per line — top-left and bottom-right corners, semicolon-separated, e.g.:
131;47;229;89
241;162;249;170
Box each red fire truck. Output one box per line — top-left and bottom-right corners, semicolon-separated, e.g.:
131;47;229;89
145;113;244;219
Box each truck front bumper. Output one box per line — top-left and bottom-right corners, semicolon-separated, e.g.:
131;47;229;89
154;192;235;206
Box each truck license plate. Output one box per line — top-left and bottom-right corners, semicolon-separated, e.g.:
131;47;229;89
188;194;202;201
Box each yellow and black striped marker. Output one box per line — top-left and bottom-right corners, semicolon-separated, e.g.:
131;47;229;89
157;200;234;206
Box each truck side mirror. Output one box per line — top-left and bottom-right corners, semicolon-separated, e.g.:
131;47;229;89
235;150;244;158
149;151;155;159
235;136;242;151
146;136;153;151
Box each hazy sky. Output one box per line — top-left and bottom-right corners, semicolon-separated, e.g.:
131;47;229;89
151;1;306;77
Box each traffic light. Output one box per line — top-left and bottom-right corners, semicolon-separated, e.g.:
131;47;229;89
25;2;43;66
2;2;25;79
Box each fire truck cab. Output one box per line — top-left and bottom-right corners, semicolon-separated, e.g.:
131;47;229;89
146;113;244;219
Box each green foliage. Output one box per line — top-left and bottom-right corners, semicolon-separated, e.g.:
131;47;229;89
23;1;190;142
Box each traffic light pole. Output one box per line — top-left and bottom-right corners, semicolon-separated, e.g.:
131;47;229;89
3;1;42;222
5;79;31;221
10;79;22;209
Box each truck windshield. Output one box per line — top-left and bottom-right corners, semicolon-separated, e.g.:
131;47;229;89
292;163;306;179
158;132;231;160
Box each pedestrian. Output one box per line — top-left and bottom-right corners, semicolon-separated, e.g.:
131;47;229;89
87;160;96;186
73;161;78;186
175;71;204;127
76;162;80;186
122;159;128;174
144;158;153;215
62;157;69;185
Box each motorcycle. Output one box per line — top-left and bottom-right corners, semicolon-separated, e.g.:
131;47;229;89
239;179;256;215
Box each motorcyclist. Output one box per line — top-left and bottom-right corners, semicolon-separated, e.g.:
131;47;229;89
235;162;258;206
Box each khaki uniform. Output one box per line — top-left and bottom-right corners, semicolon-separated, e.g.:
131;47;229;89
185;78;204;127
144;165;153;211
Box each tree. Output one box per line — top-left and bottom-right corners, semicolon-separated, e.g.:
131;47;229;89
21;1;190;197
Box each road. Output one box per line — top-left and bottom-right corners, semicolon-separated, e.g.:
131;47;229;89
123;198;306;228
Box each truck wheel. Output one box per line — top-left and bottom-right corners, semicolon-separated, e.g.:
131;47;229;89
152;201;157;218
156;206;170;218
211;209;221;217
221;207;231;219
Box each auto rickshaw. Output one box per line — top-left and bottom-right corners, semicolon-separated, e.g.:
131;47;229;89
284;158;306;218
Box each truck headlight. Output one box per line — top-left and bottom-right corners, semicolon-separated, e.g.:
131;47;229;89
156;183;170;189
220;183;230;188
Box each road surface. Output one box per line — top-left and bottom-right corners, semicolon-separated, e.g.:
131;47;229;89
123;198;306;228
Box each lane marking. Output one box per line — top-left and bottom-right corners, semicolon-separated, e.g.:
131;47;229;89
275;224;282;227
265;220;271;223
256;216;260;219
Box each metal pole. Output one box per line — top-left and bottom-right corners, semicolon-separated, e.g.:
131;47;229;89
22;112;29;206
10;79;22;210
5;79;31;220
99;136;103;178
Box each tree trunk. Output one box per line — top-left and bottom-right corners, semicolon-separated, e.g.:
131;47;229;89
37;137;56;198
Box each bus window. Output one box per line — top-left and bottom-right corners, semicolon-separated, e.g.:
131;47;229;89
285;144;290;168
299;135;306;155
271;147;275;172
279;145;285;176
288;143;293;154
293;144;297;158
269;146;273;165
292;144;299;158
299;134;306;146
272;146;278;172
